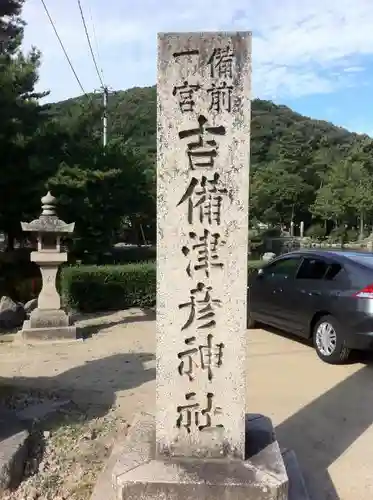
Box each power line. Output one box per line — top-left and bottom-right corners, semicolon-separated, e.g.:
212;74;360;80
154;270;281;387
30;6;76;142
39;0;86;96
76;0;105;88
77;0;108;147
87;1;105;83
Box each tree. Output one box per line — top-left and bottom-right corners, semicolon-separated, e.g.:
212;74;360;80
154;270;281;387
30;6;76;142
0;1;23;46
0;0;50;249
311;160;351;227
344;140;373;237
47;136;155;260
250;162;309;226
46;87;366;232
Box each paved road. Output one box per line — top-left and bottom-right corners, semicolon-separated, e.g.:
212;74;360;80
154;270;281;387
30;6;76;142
249;327;373;500
1;309;373;500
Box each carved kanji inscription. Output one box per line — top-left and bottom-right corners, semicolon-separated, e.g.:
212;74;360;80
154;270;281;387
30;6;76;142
176;392;224;432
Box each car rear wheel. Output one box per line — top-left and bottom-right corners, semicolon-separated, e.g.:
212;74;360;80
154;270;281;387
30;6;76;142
313;315;351;364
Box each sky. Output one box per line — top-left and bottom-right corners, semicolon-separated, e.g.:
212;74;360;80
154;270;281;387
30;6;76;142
21;0;373;135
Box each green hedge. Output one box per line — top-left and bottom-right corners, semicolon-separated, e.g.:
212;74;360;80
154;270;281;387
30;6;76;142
61;262;156;312
61;260;261;313
105;245;156;264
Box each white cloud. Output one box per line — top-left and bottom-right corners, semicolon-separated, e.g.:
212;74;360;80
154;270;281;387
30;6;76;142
343;66;364;73
20;0;373;102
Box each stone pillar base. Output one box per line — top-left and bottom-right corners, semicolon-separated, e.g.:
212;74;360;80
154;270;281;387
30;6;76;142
19;308;77;341
19;321;77;341
111;413;290;500
29;308;72;328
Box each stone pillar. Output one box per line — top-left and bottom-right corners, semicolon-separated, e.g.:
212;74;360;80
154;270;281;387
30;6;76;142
290;221;294;237
300;221;304;238
113;32;292;500
37;262;61;310
156;32;251;461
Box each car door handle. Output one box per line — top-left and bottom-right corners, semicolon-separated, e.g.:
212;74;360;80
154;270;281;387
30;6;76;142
300;289;321;296
273;288;283;294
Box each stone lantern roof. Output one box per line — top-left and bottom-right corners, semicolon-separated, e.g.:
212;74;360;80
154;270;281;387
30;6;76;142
21;192;75;234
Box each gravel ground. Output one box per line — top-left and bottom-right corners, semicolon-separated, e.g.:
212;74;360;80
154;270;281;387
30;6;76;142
1;388;129;500
0;309;153;500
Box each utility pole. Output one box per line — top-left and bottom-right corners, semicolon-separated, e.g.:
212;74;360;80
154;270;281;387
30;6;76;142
102;85;108;148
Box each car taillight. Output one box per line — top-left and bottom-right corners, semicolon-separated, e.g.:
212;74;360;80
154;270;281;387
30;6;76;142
355;284;373;298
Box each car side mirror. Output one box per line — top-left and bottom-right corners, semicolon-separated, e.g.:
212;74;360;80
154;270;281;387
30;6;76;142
257;268;264;278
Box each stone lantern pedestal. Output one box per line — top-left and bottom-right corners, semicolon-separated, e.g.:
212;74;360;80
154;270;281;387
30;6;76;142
19;192;77;341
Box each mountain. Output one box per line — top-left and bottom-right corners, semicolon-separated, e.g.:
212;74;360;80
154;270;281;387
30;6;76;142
47;86;370;229
47;85;363;171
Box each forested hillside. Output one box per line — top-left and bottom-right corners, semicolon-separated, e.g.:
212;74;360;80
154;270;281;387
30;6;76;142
49;85;359;168
48;85;372;234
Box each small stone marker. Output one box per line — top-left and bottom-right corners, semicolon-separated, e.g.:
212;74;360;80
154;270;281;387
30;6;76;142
156;31;251;460
113;32;292;500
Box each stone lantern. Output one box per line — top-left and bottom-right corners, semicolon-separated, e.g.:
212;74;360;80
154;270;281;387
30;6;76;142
19;192;77;340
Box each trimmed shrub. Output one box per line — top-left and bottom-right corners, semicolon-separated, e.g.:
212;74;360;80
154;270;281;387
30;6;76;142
328;225;347;245
346;228;359;243
305;223;326;241
248;260;262;271
61;260;262;313
101;245;156;265
61;262;156;312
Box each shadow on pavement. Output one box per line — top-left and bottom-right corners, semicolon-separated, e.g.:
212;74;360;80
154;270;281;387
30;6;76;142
77;308;156;339
254;322;313;347
0;351;155;437
256;322;373;365
276;364;373;500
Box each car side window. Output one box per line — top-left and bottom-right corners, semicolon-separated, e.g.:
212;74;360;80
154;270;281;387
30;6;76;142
324;263;343;281
296;257;343;281
296;258;329;280
263;257;302;279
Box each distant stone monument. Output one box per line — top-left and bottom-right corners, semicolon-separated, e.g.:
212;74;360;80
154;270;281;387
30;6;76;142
300;221;304;238
109;32;306;500
19;192;77;341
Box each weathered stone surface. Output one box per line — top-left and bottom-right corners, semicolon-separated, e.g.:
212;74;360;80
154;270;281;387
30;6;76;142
36;264;62;310
20;192;76;341
0;407;29;492
21;214;74;233
0;296;26;330
90;431;129;500
114;413;288;500
95;414;311;500
19;321;77;341
157;31;252;460
21;192;75;234
29;308;71;329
